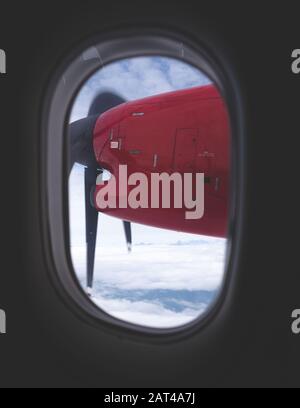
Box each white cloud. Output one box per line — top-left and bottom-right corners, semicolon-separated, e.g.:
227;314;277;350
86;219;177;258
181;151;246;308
92;295;207;329
70;56;211;122
71;240;225;293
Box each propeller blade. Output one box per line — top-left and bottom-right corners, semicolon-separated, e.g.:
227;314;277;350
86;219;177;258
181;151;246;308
85;166;100;294
68;115;98;174
69;92;126;174
88;92;126;116
68;91;131;293
123;221;132;253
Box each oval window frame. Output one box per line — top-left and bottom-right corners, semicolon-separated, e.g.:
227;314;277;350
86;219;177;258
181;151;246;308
40;31;245;340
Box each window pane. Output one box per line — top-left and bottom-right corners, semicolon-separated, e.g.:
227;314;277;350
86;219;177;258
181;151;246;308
68;56;230;329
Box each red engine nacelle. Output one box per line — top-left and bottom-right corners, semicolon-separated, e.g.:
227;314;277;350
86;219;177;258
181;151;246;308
93;85;230;238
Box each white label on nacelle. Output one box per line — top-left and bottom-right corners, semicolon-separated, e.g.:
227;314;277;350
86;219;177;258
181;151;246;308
110;141;119;149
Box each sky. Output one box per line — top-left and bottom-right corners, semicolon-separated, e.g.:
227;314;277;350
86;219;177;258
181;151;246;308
71;56;211;122
69;56;227;329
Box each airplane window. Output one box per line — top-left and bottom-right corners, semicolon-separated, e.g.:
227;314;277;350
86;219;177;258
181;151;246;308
67;53;231;330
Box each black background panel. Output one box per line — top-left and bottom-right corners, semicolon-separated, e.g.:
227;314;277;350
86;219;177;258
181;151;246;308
0;0;299;388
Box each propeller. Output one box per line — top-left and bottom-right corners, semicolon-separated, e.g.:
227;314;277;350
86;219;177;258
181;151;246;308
123;221;132;253
69;91;132;294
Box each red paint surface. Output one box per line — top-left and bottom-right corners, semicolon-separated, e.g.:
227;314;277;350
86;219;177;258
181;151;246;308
93;85;230;238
